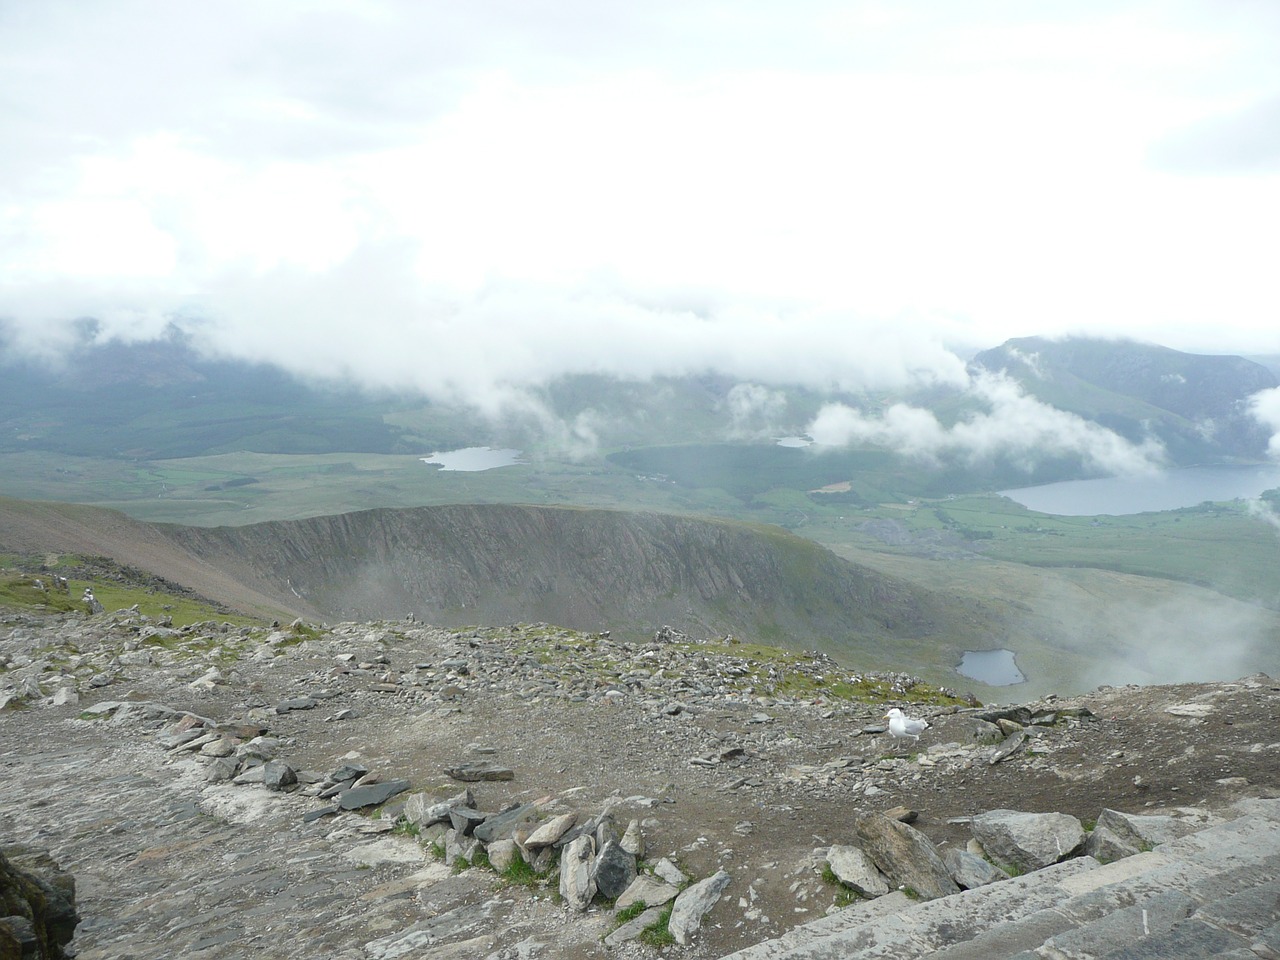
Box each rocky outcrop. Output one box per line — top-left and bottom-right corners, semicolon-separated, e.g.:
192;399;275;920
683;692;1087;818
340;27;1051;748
970;809;1087;873
0;846;78;960
853;813;960;899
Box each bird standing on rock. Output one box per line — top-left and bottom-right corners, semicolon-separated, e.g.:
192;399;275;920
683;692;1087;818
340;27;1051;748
885;707;929;742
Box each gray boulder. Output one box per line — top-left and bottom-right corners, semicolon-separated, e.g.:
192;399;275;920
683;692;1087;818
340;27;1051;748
942;847;1009;889
1096;808;1194;849
336;779;410;810
826;844;890;897
1083;822;1141;863
971;809;1086;873
473;803;542;844
262;760;297;791
592;840;637;900
486;839;519;873
854;813;960;900
615;875;680;912
669;869;731;945
404;788;474;829
524;812;577;849
559;835;596;912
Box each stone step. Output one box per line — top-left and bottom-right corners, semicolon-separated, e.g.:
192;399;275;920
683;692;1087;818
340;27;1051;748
720;803;1280;960
719;858;1102;960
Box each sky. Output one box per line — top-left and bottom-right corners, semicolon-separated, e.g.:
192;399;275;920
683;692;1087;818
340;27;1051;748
2;1;1280;463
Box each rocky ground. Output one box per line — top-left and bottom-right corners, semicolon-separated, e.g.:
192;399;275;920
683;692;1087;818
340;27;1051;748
2;606;1279;959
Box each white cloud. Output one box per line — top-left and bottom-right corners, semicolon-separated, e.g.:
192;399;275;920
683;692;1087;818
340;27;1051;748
2;0;1280;397
1248;386;1280;458
807;371;1166;476
722;383;790;439
1246;498;1280;535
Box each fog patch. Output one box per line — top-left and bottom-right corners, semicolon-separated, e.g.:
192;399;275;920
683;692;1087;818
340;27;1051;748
806;370;1165;477
1247;386;1280;458
1246;498;1280;536
1076;593;1279;690
722;383;788;439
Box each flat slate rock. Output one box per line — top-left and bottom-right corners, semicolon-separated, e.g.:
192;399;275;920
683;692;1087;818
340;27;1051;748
473;803;542;844
336;779;411;810
444;762;515;782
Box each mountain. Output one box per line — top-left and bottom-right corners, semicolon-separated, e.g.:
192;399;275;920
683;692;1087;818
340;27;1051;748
0;330;477;459
0;496;967;654
970;336;1277;463
158;504;951;646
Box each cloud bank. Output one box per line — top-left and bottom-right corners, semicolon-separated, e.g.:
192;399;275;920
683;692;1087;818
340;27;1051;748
807;371;1166;476
2;1;1278;460
1249;387;1280;459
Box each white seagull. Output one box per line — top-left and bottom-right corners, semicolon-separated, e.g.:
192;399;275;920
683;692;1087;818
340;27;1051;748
884;707;929;742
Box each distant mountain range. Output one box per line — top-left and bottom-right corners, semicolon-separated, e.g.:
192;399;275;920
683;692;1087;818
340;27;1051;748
970;336;1277;463
2;329;1275;469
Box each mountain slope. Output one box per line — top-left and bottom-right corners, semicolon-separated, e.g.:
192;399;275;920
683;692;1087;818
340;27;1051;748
0;495;969;653
0;496;302;620
970;336;1277;463
158;504;953;646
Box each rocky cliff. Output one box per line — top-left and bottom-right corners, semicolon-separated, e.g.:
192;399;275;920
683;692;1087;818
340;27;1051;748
159;503;945;645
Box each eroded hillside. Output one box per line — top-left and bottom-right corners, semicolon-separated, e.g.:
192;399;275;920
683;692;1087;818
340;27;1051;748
158;504;957;648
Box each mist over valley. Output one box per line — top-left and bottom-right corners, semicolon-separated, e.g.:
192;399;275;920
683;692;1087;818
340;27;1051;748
2;332;1278;699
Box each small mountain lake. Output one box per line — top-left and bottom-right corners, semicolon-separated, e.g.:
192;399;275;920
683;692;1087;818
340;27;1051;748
420;447;525;471
1000;463;1280;516
957;649;1026;686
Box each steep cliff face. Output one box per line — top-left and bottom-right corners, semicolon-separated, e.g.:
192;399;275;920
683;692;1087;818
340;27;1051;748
162;504;941;644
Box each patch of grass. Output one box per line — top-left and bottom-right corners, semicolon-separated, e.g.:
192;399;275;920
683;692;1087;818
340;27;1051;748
820;864;863;907
0;574;81;613
498;855;540;885
392;819;420;838
428;840;446;860
451;855;472;873
615;901;649;925
638;905;675;947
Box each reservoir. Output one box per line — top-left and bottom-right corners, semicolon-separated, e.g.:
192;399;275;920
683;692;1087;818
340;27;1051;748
1000;463;1280;516
420;447;525;471
957;649;1026;686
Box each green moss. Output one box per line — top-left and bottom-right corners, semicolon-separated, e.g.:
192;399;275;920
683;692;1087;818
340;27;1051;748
820;864;863;907
638;905;676;947
392;819;421;838
499;853;556;886
615;900;649;925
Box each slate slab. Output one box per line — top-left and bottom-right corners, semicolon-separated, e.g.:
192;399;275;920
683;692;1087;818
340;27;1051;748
336;779;411;810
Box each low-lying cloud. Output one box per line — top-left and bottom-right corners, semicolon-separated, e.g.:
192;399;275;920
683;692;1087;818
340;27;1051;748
1248;386;1280;458
806;370;1166;476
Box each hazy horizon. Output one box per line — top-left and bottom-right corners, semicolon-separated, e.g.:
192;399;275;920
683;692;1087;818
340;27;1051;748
3;2;1279;466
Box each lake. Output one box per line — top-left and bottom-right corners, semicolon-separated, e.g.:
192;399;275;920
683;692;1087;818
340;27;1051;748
1000;463;1280;516
420;447;525;472
957;649;1026;686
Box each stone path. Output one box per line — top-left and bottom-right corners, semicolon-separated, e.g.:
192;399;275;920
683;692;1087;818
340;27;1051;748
719;798;1280;959
0;715;604;960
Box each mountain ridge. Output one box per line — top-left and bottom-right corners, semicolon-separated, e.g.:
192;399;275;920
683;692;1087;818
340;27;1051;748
0;496;970;660
970;336;1277;462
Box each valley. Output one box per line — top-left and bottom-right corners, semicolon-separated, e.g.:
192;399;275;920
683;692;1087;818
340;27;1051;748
2;334;1279;700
